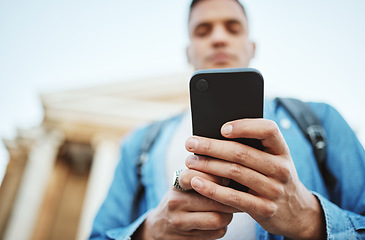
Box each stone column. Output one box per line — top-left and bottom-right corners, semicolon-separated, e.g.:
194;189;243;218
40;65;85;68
76;135;120;240
3;129;64;240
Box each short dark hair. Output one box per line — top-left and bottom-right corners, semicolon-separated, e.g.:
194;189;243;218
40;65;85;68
189;0;247;21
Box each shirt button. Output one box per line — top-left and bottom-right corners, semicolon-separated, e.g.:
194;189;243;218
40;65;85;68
280;118;291;130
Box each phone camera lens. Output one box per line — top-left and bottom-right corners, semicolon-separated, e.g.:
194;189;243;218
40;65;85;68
196;79;209;92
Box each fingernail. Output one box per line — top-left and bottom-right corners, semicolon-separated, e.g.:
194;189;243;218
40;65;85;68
222;124;232;136
187;155;199;167
186;138;198;151
192;177;203;190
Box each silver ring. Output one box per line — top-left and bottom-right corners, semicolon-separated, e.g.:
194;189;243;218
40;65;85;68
173;169;186;191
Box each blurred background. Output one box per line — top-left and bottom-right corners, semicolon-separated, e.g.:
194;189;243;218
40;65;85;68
0;0;364;239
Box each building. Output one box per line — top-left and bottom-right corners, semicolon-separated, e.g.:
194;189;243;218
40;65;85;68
0;72;190;240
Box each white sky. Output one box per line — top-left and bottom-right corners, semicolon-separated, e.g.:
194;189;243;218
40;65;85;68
1;0;365;174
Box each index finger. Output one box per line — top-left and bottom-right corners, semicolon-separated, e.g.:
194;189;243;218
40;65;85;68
170;189;238;214
179;168;230;190
221;119;289;155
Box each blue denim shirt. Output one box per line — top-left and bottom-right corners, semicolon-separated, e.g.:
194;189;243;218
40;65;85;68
90;99;365;240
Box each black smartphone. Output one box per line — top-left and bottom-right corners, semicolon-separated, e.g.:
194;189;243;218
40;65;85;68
189;68;264;192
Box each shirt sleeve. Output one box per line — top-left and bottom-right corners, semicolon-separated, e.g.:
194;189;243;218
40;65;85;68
89;127;150;240
311;103;365;239
312;192;365;239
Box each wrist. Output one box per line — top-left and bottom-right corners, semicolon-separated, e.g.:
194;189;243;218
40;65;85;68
131;221;145;240
298;193;326;240
132;212;154;240
133;221;154;240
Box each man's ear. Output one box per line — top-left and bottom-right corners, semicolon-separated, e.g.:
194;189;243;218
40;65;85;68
249;41;256;60
186;45;192;65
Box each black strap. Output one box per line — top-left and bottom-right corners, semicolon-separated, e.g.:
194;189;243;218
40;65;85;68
131;120;166;222
136;121;166;179
276;98;327;164
276;98;336;192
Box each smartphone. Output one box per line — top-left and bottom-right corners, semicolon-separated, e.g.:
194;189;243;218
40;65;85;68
189;68;264;192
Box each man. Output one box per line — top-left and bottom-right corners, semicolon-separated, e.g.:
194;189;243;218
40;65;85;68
90;0;365;239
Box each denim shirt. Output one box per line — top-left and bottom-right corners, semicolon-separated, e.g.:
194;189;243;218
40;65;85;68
90;99;365;240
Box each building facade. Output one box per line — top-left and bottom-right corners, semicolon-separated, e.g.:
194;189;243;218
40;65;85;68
0;72;190;240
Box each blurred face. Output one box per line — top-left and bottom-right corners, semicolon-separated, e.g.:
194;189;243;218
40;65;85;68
187;0;255;70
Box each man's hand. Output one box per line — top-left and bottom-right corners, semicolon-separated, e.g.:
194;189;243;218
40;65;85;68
135;185;236;240
184;119;326;240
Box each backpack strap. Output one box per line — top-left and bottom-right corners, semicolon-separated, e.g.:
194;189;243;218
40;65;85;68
136;121;166;179
276;97;336;192
131;113;184;221
276;98;327;163
131;120;166;221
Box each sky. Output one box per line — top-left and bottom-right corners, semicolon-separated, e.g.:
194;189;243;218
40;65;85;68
1;0;365;179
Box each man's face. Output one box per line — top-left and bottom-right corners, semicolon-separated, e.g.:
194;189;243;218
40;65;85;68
187;0;255;70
